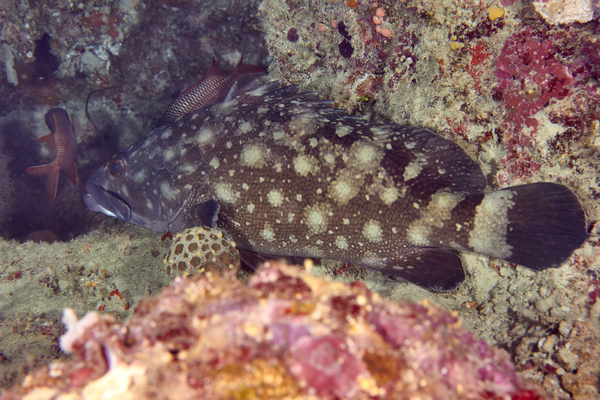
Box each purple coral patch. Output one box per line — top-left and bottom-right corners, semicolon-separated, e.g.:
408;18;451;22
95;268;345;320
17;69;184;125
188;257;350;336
494;30;574;130
290;335;367;397
287;27;299;43
338;39;354;58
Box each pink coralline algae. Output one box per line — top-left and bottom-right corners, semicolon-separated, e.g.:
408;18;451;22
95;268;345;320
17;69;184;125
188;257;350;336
494;30;574;132
493;30;574;184
0;262;544;400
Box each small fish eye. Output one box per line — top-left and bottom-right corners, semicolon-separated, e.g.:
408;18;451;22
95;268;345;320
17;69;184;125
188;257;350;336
108;158;127;177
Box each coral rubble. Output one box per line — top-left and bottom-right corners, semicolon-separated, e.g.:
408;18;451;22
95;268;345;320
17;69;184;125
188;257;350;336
533;0;599;25
0;262;544;400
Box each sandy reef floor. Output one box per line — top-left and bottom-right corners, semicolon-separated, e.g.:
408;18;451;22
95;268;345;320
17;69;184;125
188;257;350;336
0;221;599;398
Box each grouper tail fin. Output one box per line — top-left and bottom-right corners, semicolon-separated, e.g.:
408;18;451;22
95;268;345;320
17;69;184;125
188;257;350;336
467;182;588;270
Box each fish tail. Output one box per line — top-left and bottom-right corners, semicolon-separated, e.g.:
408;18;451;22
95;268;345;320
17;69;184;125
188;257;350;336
26;162;60;201
464;183;587;270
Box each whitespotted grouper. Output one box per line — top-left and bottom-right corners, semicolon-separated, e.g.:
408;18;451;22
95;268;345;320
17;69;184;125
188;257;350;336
84;80;588;291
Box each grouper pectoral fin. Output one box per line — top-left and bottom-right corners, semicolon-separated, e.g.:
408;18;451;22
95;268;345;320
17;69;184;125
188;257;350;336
366;249;465;292
187;199;220;228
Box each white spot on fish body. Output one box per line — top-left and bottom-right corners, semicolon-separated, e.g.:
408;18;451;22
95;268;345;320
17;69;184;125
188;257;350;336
241;144;268;168
379;187;400;206
293;154;318;176
362;219;383;243
179;164;198;174
469;190;515;259
267;189;284;207
303;204;330;235
196;127;214;147
160;182;180;200
407;224;430;246
335;236;348;250
209;157;220;169
260;222;276;242
348;142;383;172
247;203;255;213
214;182;240;204
370;126;388;136
160;129;172;140
163;147;175;162
336;124;352;138
238;121;252;134
328;176;359;206
403;154;428;181
133;169;147;183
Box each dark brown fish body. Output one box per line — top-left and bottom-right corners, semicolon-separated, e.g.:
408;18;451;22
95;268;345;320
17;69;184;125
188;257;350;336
85;81;588;291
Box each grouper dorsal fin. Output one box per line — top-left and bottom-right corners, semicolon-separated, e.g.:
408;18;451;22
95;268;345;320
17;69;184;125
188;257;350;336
371;125;487;199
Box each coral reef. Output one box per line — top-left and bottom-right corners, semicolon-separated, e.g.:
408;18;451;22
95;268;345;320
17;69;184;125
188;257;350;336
0;262;545;400
515;318;600;399
0;223;170;389
0;0;598;398
259;0;600;195
0;154;13;229
258;9;600;398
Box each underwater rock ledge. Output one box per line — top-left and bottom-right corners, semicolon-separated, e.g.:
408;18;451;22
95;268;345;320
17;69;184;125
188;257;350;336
0;261;544;400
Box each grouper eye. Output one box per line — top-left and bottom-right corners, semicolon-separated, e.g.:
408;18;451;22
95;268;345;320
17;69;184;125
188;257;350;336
108;158;127;177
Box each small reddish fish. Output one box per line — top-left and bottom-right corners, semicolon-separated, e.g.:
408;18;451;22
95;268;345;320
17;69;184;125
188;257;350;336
161;57;263;121
26;108;78;201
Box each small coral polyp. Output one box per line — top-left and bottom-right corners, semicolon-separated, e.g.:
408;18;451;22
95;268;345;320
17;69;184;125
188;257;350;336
2;262;545;399
164;226;240;278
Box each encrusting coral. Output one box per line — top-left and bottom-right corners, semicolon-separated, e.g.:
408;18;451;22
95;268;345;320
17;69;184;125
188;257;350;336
0;261;544;400
164;226;240;279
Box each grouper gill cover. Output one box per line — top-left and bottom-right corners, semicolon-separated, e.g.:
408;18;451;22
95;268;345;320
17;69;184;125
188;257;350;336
84;80;588;291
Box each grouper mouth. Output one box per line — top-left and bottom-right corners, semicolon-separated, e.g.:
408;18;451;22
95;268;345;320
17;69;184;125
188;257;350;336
84;181;132;222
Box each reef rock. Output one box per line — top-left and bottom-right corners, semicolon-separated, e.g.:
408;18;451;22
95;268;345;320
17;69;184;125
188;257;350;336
0;262;544;400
